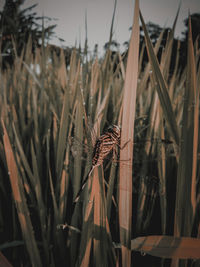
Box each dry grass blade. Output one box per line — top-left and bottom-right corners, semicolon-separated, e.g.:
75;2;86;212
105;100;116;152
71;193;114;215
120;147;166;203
2;120;42;267
139;10;180;147
119;0;139;265
131;235;200;259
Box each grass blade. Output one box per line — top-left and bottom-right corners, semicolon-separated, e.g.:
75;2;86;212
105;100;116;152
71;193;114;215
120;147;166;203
140;10;180;147
119;0;139;265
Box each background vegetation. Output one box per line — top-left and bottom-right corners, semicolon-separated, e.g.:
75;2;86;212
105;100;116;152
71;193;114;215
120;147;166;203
0;0;199;266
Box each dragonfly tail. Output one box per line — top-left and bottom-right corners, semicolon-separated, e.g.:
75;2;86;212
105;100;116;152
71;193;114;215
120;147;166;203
73;166;94;203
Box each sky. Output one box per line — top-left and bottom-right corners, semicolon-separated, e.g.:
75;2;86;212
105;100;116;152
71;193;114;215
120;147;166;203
1;0;200;55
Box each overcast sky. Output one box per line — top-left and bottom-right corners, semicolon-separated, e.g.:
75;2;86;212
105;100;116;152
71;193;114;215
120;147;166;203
1;0;200;54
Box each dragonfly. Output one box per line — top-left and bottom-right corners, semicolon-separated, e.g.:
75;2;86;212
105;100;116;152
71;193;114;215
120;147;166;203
71;123;176;202
74;124;125;203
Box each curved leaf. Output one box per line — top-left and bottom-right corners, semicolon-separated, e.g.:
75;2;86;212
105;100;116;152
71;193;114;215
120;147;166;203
131;235;200;259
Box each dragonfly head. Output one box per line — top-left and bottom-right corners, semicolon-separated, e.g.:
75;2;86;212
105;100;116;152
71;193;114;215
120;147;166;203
107;125;121;139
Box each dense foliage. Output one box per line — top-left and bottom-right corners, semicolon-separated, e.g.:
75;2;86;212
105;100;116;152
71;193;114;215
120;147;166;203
0;1;200;267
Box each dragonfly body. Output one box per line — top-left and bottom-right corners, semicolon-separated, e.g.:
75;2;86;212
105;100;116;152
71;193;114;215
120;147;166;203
91;125;120;167
74;125;121;203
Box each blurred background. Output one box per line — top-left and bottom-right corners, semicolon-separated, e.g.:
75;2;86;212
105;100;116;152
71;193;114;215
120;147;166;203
1;0;200;55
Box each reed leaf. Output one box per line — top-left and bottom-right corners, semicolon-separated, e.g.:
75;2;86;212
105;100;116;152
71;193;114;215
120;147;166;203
119;0;139;265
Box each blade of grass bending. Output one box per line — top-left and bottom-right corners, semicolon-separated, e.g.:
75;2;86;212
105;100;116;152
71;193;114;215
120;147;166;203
2;121;42;267
119;0;139;266
140;10;180;148
131;235;200;259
